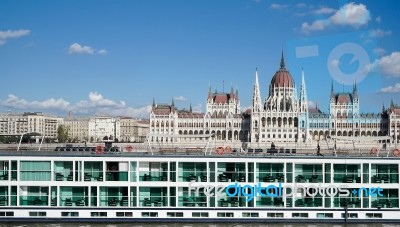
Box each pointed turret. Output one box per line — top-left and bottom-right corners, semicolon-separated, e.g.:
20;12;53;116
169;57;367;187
353;81;358;99
235;87;239;101
391;99;395;109
171;98;175;107
299;68;308;113
330;80;335;100
152;98;155;107
280;50;286;69
189;103;192;112
208;82;212;99
382;103;385;113
252;68;262;113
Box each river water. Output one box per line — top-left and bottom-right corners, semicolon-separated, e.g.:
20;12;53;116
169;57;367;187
0;224;398;227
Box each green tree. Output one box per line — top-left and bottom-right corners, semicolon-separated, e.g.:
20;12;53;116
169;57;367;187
57;125;69;143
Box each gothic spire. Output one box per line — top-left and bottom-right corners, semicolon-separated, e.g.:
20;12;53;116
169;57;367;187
252;68;262;112
280;50;286;69
208;82;212;99
353;81;358;98
152;97;155;107
300;68;308;113
189;102;192;112
171;98;175;107
330;80;335;99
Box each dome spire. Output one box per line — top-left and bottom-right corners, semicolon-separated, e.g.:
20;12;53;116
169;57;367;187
280;50;286;69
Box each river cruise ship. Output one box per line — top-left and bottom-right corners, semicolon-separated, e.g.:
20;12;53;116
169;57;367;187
0;140;400;223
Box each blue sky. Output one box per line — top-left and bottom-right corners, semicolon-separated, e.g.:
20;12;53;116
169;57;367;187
1;0;399;118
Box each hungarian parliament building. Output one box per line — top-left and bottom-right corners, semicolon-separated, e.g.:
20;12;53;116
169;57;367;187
150;54;400;146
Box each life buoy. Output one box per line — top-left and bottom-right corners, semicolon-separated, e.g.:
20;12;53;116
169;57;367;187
370;147;378;155
225;146;232;153
96;146;103;154
393;149;400;157
125;145;133;152
216;147;224;155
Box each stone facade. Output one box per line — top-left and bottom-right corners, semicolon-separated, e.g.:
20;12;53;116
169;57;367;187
150;54;400;147
0;112;63;140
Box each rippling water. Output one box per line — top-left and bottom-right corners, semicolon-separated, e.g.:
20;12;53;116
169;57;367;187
0;224;399;227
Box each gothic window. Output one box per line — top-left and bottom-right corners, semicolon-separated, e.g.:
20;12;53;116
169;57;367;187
294;118;298;127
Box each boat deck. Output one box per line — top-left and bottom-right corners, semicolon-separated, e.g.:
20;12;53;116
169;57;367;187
0;148;397;159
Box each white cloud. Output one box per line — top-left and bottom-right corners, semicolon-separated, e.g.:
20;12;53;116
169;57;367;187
373;48;386;56
173;96;187;102
0;29;30;46
68;43;108;55
1;94;70;110
74;92;125;109
375;16;381;23
296;3;306;8
380;83;400;93
330;2;370;28
301;20;328;33
301;3;370;34
314;7;336;15
68;43;94;54
270;3;288;10
192;103;203;113
367;52;400;77
0;92;151;118
308;101;316;108
97;49;108;55
366;29;392;38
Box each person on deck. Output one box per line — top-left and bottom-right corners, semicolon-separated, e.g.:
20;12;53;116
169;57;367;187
317;143;323;156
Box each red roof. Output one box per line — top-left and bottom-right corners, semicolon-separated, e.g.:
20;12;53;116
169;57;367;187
271;68;294;88
335;93;353;104
392;108;400;115
214;95;228;103
208;93;237;104
152;105;176;115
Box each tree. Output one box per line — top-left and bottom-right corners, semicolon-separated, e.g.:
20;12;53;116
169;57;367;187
57;125;69;143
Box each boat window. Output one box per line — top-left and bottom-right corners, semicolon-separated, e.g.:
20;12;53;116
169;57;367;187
0;212;14;217
61;212;79;217
292;213;308;218
142;212;158;217
217;212;234;217
192;212;208;217
317;213;333;218
341;213;358;218
267;213;284;218
29;212;46;217
116;212;132;217
242;212;259;217
91;212;107;217
366;213;382;218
